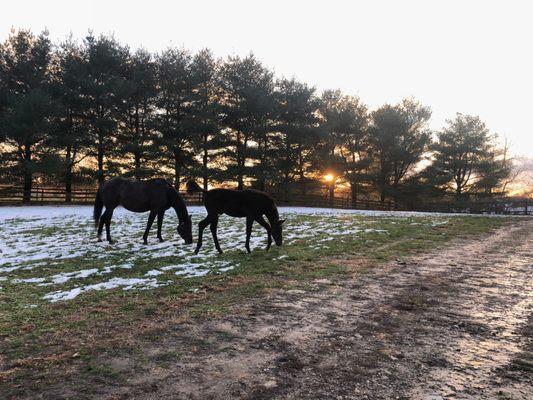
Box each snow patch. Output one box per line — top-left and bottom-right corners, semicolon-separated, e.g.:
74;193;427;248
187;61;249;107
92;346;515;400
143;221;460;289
0;204;452;304
43;277;163;302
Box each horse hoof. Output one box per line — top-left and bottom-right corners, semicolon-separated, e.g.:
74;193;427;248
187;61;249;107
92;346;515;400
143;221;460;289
97;238;102;242
158;238;165;243
108;240;115;245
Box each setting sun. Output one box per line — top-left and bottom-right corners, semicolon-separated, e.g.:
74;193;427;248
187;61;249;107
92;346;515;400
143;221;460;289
324;174;335;182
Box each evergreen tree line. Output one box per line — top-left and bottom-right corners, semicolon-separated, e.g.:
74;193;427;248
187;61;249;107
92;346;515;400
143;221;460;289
0;30;512;204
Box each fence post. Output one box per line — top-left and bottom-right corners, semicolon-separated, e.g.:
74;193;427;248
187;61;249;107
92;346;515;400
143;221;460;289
525;199;529;216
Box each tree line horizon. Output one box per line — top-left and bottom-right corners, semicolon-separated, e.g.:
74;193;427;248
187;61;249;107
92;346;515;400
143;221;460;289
0;29;515;205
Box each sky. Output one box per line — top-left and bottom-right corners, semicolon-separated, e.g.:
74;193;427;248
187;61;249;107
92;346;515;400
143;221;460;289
2;0;532;157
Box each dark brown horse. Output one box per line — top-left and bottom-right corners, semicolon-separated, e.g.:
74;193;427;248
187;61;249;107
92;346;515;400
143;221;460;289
187;180;285;254
93;177;193;245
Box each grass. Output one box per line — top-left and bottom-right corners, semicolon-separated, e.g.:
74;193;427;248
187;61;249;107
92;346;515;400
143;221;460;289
0;210;517;396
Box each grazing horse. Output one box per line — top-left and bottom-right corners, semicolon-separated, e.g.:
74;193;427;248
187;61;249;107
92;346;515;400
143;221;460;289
187;180;285;254
93;177;193;245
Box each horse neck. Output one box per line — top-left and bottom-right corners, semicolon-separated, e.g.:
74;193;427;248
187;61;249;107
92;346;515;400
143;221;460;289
170;191;188;222
265;205;279;226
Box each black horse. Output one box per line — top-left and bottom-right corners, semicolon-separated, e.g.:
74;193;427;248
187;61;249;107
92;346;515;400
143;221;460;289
187;180;285;254
93;177;193;245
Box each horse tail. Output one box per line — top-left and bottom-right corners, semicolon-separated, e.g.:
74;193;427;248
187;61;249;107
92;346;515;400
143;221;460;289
186;180;204;195
93;188;104;229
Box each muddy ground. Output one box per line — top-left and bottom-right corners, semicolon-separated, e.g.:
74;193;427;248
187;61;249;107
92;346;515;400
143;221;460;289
47;220;533;399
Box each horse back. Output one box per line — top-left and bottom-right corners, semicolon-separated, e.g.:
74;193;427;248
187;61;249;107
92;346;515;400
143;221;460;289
205;188;276;217
99;177;169;212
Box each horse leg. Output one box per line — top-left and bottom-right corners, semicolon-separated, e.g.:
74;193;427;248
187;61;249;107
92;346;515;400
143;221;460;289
105;208;115;244
97;209;108;241
143;210;157;245
210;216;223;254
194;216;212;255
245;216;253;253
156;211;165;242
255;215;272;251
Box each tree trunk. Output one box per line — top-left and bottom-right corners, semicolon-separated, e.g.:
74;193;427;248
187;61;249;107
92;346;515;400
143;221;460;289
283;138;291;200
236;131;247;190
235;130;243;190
134;149;141;180
134;106;141;180
65;144;72;203
241;134;249;190
257;135;267;192
392;181;400;208
97;142;105;185
455;180;462;198
202;133;209;190
378;173;387;202
237;165;244;190
174;150;181;191
22;144;32;203
350;181;357;208
297;143;306;195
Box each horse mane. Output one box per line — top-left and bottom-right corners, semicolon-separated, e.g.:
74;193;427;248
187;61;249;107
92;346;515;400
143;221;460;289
264;197;279;220
164;184;188;222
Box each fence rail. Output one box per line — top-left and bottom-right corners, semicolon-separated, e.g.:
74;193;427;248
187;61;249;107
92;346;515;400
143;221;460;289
0;185;205;206
0;185;530;215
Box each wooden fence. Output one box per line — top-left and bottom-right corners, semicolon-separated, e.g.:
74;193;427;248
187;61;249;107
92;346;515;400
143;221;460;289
405;198;531;215
0;185;530;215
0;185;204;206
0;185;396;211
271;192;394;211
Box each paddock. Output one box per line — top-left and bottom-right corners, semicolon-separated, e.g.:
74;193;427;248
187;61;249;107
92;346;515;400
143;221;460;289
0;206;531;399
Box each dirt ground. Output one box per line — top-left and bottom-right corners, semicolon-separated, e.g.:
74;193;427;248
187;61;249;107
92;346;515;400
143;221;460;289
61;220;532;399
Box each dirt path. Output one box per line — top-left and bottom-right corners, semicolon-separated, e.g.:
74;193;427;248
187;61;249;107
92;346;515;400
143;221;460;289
102;220;532;400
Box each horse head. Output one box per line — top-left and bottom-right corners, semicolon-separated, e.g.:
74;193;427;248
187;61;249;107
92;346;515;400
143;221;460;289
271;219;285;246
178;214;193;245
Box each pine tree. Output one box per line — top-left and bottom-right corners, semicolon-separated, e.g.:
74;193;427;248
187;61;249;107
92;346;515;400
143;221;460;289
431;113;510;198
84;34;129;184
48;37;91;201
319;90;370;205
0;41;7;142
0;37;8;180
154;48;194;189
0;29;54;202
275;78;319;195
219;54;274;189
189;49;221;190
119;48;157;179
369;98;432;201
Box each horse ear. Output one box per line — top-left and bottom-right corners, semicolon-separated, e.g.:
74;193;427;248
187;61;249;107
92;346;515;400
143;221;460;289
279;219;286;225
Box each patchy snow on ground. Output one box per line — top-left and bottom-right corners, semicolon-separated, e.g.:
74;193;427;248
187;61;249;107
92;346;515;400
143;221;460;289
0;205;451;303
42;277;163;302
